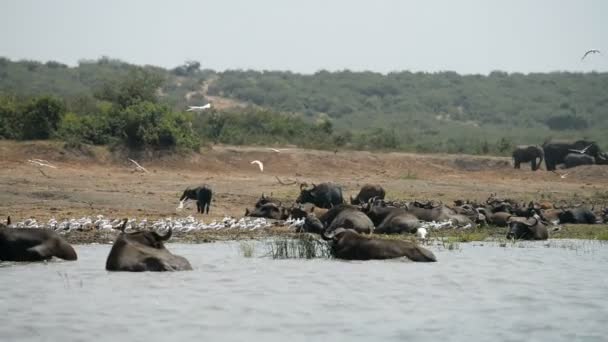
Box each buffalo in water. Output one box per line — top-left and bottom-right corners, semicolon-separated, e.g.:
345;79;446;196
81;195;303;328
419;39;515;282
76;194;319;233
506;216;548;240
350;184;386;205
298;205;374;235
0;217;78;262
105;219;192;272
296;182;344;209
322;228;437;262
180;185;213;214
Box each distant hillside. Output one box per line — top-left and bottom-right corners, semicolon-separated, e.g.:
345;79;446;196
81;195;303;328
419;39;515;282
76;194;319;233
1;56;607;153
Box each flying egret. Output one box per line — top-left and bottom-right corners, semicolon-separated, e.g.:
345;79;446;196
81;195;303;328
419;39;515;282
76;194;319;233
251;160;264;172
186;103;212;111
581;49;601;61
568;144;593;154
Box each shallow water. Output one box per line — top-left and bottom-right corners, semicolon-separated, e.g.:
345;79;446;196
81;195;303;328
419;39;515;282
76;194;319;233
1;240;608;342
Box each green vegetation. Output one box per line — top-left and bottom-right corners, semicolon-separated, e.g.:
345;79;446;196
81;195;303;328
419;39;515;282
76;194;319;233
1;57;607;154
265;236;331;259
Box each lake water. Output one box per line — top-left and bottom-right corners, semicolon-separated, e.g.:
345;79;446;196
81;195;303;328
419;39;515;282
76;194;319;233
1;240;608;342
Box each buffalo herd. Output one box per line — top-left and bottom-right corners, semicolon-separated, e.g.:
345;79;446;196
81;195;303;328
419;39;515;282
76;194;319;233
2;181;607;270
512;139;608;171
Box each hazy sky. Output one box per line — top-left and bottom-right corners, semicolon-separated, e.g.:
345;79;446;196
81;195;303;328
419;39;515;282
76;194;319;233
0;0;606;74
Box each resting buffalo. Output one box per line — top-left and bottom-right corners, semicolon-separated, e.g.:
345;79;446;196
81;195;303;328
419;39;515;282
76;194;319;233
296;183;344;209
542;140;600;171
322;228;437;262
512;145;544;171
180;185;213;214
363;199;421;234
506;216;548;240
350;184;386;205
563;153;594;169
407;201;473;226
558;208;597;224
245;203;288;220
300;204;374;234
0;217;78;262
105;220;192;272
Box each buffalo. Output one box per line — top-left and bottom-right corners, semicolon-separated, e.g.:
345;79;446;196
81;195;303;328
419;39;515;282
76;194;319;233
350;184;386;205
180;185;213;214
299;204;374;235
105;220;192;272
506;216;548;240
0;217;78;262
245;202;288;220
363;199;421;234
322;228;437;262
563;153;595;169
557;207;597;224
296;182;344;209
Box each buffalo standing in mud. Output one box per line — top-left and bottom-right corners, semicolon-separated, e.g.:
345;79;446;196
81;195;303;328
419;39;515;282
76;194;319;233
322;228;437;262
350;184;386;205
105;220;192;272
296;183;344;209
0;217;78;262
180;185;213;214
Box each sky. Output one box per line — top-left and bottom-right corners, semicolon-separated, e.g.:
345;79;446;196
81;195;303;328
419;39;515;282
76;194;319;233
0;0;606;74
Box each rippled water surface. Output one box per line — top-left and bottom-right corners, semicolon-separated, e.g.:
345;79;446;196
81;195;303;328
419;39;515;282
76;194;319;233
2;240;608;342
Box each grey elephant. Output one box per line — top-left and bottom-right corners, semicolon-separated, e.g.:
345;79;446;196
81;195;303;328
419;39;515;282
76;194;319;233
542;140;600;171
512;145;544;171
563;153;594;169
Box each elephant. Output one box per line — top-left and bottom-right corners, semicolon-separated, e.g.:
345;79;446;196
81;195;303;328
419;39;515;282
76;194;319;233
322;228;437;262
179;185;213;214
298;205;374;235
506;216;548;240
563;153;594;169
0;217;78;262
105;219;192;272
512;145;544;171
542;140;601;171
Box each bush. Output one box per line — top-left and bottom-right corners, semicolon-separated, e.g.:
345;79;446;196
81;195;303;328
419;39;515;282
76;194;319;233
546;114;588;131
20;96;65;140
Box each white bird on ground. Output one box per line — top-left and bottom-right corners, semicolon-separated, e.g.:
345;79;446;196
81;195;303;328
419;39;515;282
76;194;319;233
568;144;593;154
268;148;284;153
251;160;264;172
416;227;428;239
551;171;569;179
186;103;212;111
581;49;601;61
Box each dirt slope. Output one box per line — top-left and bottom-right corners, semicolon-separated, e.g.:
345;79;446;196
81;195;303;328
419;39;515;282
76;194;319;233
1;141;606;222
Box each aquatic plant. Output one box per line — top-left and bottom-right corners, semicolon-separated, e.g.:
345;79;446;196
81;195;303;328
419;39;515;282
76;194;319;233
239;241;256;258
265;235;331;259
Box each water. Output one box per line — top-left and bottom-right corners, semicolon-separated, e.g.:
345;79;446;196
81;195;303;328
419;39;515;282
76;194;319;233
1;240;608;342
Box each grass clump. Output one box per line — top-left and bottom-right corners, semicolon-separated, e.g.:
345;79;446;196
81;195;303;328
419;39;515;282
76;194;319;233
239;241;256;258
265;235;331;259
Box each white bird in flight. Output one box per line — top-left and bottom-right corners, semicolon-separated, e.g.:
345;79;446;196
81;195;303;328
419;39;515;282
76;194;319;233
581;49;601;61
186;103;212;111
250;160;264;172
568;144;593;154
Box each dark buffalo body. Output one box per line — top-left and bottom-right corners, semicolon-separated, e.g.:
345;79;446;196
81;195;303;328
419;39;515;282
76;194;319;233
180;185;213;214
558;208;597;224
324;228;437;262
106;224;192;272
506;217;548;240
296;183;344;209
350;184;386;205
0;227;77;262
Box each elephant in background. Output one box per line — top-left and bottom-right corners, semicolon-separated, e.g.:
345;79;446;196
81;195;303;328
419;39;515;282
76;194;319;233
542;140;601;171
512;145;544;171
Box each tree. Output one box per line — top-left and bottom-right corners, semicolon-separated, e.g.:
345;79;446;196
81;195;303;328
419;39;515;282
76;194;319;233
21;96;64;140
